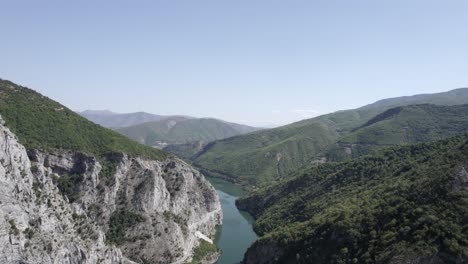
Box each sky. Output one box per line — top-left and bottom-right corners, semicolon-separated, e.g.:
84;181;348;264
1;0;468;127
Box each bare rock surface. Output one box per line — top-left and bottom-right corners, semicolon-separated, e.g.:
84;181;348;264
0;116;222;264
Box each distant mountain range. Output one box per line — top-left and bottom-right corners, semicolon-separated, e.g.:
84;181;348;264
78;110;182;128
191;88;468;186
116;117;259;147
79;110;261;158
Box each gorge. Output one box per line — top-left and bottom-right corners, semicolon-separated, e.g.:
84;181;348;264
209;177;257;264
1;78;468;263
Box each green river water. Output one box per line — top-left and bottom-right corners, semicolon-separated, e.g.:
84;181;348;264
207;177;258;264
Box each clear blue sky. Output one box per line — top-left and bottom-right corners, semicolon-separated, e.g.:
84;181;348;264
1;0;468;126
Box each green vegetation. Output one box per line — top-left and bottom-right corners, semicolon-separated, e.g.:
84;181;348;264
194;121;339;186
8;219;19;236
163;141;206;159
79;110;163;128
23;227;35;239
193;88;468;186
116;117;258;149
237;134;468;263
52;173;83;203
0;79;167;160
328;104;468;160
190;240;219;264
106;209;146;245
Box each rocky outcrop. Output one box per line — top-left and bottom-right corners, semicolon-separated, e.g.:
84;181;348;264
451;166;468;191
0;116;222;263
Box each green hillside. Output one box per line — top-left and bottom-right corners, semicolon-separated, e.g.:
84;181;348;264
0;79;166;160
361;88;468;111
163;141;206;160
193;121;339;185
193;88;468;186
326;104;468;161
237;134;468;263
117;117;258;146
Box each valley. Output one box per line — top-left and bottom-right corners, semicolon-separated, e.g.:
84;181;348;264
209;177;257;264
1;79;468;263
3;2;468;263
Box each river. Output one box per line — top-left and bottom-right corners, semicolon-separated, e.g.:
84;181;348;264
207;177;257;264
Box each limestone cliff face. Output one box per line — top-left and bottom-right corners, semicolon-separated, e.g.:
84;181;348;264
0;117;222;264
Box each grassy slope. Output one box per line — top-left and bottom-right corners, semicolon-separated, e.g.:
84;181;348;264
237;134;468;263
0;79;166;160
117;117;258;146
194;88;468;186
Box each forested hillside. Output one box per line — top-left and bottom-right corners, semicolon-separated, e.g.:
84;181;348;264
326;104;468;161
237;134;468;263
0;79;166;160
117;117;258;147
194;88;468;186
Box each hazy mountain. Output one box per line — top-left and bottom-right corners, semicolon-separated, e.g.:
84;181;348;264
79;110;170;128
80;109;260;159
115;117;261;159
192;88;468;186
80;109;116;116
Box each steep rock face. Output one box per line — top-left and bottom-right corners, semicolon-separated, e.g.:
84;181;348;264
0;117;222;263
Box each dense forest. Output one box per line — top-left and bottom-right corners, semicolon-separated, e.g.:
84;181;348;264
237;134;468;263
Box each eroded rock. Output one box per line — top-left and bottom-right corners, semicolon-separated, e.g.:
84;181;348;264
0;116;222;264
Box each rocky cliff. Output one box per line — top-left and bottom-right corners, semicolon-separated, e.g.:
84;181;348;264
0;116;222;264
